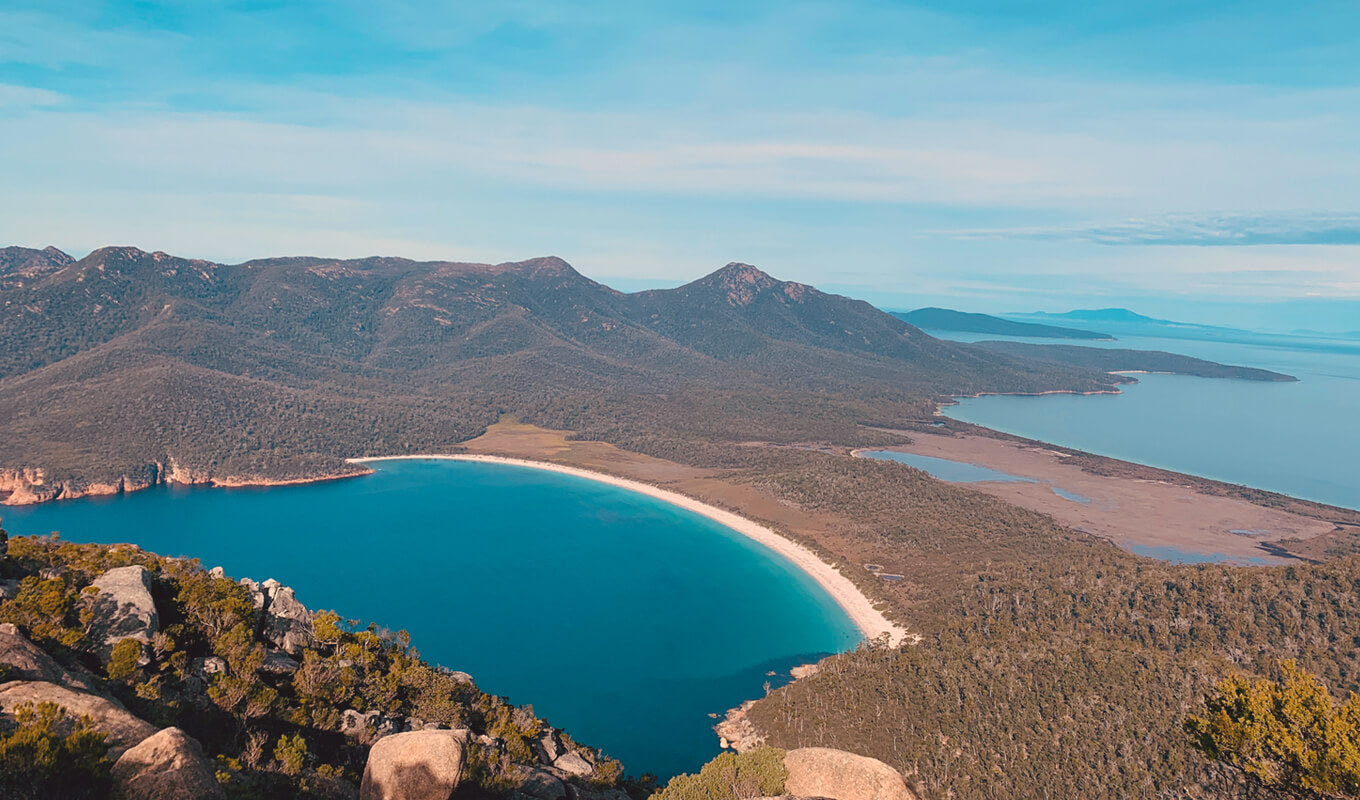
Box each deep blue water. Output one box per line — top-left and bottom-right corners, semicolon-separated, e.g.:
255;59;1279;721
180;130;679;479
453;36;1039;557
933;331;1360;511
0;459;860;778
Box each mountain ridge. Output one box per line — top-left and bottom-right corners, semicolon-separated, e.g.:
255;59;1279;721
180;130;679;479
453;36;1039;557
0;244;1117;500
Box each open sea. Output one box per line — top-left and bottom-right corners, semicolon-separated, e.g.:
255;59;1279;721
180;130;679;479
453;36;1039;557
934;330;1360;511
0;458;860;778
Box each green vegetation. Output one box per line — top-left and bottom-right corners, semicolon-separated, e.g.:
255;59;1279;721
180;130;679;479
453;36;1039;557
1186;661;1360;798
0;701;111;800
716;450;1360;799
0;532;625;800
653;747;787;800
0;246;1113;498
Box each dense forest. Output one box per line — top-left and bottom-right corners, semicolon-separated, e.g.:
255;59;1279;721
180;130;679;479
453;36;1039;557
724;450;1360;799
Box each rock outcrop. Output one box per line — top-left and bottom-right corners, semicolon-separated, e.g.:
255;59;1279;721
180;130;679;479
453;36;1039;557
0;680;156;758
783;747;918;800
258;578;315;655
0;466;162;506
715;700;764;751
86;565;159;661
552;751;594;778
513;766;565;800
110;726;225;800
0;623;99;691
360;729;471;800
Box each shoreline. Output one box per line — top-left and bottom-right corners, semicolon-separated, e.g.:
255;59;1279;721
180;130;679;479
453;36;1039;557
350;453;907;647
0;464;373;507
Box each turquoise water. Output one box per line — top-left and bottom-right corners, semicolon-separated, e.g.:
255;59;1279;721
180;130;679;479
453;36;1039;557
859;450;1035;483
0;459;860;778
935;331;1360;511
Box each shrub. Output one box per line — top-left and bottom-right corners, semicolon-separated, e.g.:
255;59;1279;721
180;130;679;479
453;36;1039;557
653;747;788;800
0;701;111;800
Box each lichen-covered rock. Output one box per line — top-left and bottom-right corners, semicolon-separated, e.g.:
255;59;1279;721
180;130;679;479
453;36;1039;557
783;748;918;800
533;730;562;764
552;751;594;778
0;625;99;691
261;649;300;674
239;577;266;610
260;579;315;655
86;565;159;661
110;726;225;800
513;766;565;800
360;729;470;800
0;680;156;758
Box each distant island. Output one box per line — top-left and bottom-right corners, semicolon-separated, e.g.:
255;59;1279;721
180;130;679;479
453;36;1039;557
972;341;1298;382
893;307;1113;340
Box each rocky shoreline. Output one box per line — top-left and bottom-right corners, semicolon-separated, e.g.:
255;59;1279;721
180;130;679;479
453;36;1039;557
0;460;373;506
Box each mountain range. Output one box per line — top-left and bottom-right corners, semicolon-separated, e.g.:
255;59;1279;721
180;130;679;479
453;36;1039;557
0;245;1112;498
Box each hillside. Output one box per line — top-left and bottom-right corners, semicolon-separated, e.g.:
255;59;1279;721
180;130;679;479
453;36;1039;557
0;246;1115;501
894;307;1113;340
972;340;1298;381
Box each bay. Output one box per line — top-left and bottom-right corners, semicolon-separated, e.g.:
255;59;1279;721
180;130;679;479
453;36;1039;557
0;458;861;778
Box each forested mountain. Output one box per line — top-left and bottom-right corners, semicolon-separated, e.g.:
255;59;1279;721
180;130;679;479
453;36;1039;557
0;246;1111;498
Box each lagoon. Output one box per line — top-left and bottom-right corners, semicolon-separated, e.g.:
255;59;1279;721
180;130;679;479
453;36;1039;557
0;458;860;778
935;331;1360;511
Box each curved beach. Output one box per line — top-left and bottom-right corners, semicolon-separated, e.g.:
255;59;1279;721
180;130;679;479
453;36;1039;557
350;453;907;647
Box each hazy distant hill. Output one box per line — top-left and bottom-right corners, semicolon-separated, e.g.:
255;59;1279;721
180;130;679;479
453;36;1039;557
1011;307;1252;338
0;246;1117;494
895;307;1113;340
973;341;1297;381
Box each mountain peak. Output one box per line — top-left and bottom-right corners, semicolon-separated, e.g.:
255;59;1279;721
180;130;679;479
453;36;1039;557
694;263;784;306
713;262;775;283
41;246;74;264
496;255;583;280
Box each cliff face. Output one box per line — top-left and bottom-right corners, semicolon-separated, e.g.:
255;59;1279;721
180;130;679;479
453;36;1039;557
0;460;371;506
0;464;162;506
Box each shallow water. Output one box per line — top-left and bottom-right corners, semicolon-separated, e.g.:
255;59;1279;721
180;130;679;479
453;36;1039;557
935;331;1360;510
859;450;1035;483
1;459;860;778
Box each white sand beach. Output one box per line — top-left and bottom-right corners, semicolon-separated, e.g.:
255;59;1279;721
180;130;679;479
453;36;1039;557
349;453;907;647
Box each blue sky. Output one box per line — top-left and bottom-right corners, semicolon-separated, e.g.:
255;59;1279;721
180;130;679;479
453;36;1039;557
2;1;1358;328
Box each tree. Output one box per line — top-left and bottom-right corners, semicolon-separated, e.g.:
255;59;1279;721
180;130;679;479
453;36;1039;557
1186;661;1360;799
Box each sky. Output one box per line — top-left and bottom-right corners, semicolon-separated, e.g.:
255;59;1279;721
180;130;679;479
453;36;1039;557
2;1;1359;329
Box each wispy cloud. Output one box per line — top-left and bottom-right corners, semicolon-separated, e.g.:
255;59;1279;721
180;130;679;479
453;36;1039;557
936;213;1360;246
